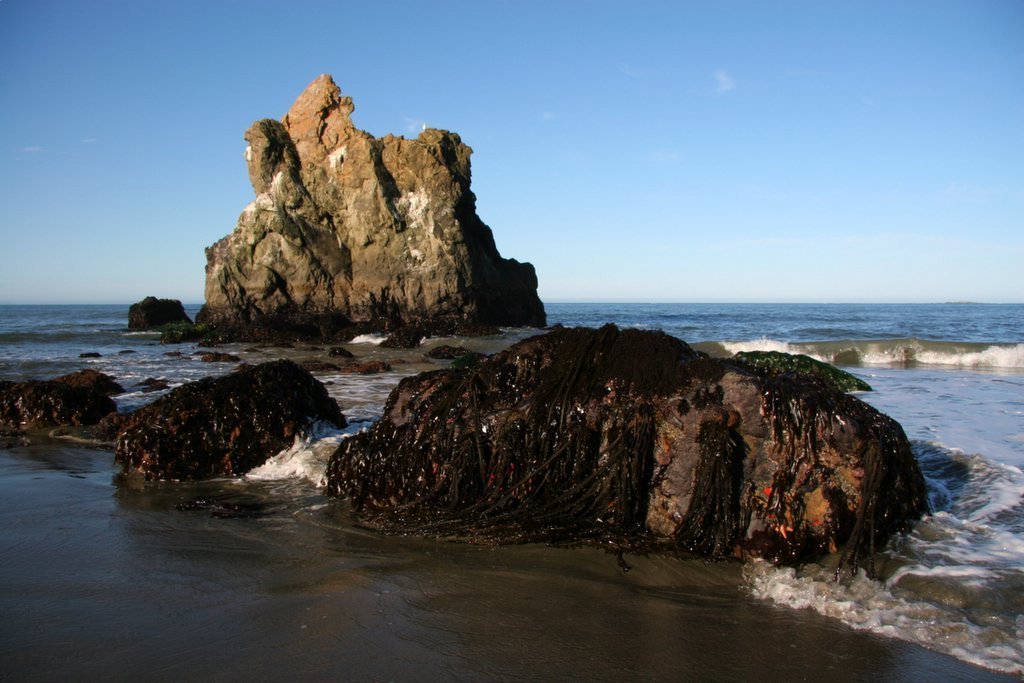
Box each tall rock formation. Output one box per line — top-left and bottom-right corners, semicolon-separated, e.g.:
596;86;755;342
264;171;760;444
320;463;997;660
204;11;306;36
198;74;545;337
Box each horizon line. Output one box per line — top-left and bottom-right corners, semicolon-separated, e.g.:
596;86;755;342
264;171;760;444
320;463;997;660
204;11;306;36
1;300;1020;307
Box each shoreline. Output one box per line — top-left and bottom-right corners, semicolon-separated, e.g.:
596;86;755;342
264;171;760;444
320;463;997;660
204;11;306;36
1;444;1015;682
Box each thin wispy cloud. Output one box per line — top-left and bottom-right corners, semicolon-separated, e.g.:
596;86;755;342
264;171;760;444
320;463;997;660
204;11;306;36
541;111;556;121
22;145;43;153
618;63;645;79
403;117;427;135
714;69;735;93
81;138;97;144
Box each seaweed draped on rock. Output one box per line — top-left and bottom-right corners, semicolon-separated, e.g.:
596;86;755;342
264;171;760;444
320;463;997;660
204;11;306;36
326;325;928;571
0;369;121;430
114;360;345;480
198;74;545;339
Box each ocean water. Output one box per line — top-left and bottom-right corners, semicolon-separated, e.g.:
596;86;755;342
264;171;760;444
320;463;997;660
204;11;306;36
1;303;1022;680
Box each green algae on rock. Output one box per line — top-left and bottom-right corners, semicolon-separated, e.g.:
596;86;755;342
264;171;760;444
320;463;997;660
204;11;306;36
734;350;872;392
158;321;212;344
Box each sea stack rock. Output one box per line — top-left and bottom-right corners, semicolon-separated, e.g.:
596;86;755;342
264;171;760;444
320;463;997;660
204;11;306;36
198;74;545;339
128;297;191;330
326;325;928;570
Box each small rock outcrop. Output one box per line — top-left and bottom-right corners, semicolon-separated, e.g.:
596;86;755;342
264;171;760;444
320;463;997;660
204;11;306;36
328;346;354;358
136;378;170;393
196;351;241;363
128;297;192;330
326;326;928;570
114;360;344;480
0;370;121;430
53;369;125;396
338;360;391;375
198;74;545;340
380;326;426;349
425;344;476;360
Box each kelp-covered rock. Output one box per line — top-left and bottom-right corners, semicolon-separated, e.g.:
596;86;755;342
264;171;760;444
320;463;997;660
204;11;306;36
0;371;120;430
115;360;344;480
52;369;124;396
128;296;192;330
326;325;927;570
735;350;872;393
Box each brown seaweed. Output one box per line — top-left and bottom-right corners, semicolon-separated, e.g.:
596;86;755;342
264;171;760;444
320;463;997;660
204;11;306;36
326;325;928;572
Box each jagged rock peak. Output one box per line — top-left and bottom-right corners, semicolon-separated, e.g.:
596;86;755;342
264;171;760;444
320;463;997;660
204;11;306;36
282;74;356;155
198;74;545;339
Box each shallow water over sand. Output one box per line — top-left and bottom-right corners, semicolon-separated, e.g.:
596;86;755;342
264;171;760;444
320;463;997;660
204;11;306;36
1;444;1012;681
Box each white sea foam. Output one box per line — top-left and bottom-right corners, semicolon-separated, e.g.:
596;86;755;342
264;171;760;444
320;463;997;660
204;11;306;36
317;367;420;425
349;333;386;345
745;560;1024;675
913;343;1024;369
246;421;351;487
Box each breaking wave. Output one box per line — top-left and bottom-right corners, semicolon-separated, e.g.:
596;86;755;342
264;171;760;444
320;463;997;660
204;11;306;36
712;338;1024;369
245;421;353;487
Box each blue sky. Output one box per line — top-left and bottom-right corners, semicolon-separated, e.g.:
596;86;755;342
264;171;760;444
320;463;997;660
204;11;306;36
1;0;1021;304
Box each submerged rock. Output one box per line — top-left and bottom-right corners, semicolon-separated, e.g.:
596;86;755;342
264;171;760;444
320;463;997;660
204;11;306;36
196;351;241;363
338;360;391;375
0;370;120;430
128;296;192;330
425;344;471;359
136;378;171;393
300;360;342;373
326;325;927;571
198;74;545;340
734;350;872;393
425;345;487;368
328;346;354;358
114;360;345;480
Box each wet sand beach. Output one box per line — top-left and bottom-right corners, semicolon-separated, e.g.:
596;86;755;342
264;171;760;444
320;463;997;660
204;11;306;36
1;443;1012;682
